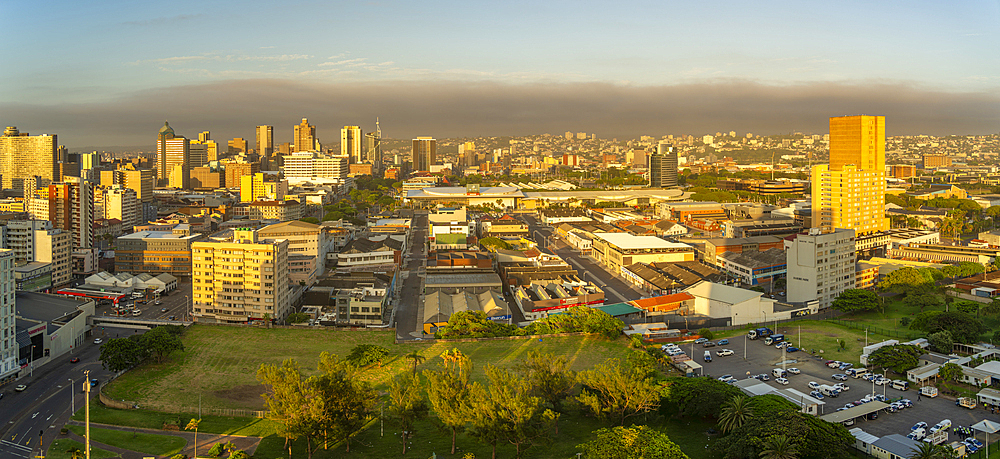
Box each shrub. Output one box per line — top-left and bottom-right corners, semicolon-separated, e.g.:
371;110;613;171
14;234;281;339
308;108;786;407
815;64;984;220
698;328;714;340
899;316;911;327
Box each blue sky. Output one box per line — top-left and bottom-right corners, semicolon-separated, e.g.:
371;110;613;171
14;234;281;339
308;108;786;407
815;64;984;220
2;0;998;145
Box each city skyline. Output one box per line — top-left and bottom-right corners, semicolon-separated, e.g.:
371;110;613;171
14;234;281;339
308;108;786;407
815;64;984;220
2;0;998;145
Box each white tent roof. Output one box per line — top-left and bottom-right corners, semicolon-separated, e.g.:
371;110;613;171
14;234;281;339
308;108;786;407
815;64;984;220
972;419;1000;434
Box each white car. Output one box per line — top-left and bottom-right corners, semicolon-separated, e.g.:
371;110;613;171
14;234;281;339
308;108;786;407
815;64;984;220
775;377;790;385
834;382;850;391
808;381;821;390
716;349;735;357
94;338;103;344
787;367;801;375
874;378;890;386
931;419;952;434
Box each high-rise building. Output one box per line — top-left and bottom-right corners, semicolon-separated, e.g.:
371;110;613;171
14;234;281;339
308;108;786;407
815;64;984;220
80;152;100;180
95;185;140;229
240;173;288;202
156;122;190;188
282;152;349;182
365;119;382;175
4;219;72;287
116;225;202;276
191;228;291;323
0;249;17;379
256;125;274;169
190;166;222;189
648;142;678;187
197;131;219;162
293;118;317;152
785;228;856;309
48;177;95;249
228;138;248;155
0;126;58;189
811;115;888;236
222;159;260;189
341;126;363;163
117;166;155;203
189;142;208;169
412;137;436;172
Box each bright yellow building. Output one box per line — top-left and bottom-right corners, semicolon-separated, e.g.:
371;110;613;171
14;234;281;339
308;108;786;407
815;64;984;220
239;173;288;203
812;115;889;236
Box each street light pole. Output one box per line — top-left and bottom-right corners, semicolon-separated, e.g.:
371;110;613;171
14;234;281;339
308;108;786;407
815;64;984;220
69;378;75;414
30;345;35;377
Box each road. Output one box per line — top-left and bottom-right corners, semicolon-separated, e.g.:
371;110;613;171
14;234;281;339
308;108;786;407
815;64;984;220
520;214;647;303
95;281;193;322
0;326;139;458
394;211;427;341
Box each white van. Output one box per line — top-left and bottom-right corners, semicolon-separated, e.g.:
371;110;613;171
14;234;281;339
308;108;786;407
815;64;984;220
772;368;787;378
850;368;870;379
891;380;909;391
819;385;841;397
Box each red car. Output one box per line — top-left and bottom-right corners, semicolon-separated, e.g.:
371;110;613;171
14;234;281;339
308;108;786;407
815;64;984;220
70;357;80;363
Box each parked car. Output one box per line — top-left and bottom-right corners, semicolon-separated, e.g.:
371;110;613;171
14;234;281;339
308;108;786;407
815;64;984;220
786;346;799;352
787;367;801;375
702;341;717;348
832;374;848;381
160;308;168;313
154;300;162;305
775;377;789;385
839;362;854;371
694;338;709;344
717;339;729;345
718;374;735;383
967;438;984;448
834;382;850;391
809;390;824;400
716;349;734;357
930;419;952;434
912;422;928;431
827;361;842;368
756;374;770;381
808;381;822;390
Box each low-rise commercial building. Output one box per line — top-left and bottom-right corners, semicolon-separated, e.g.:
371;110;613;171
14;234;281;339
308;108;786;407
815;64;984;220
336;236;405;269
115;224;202;277
591;232;695;275
718;248;786;287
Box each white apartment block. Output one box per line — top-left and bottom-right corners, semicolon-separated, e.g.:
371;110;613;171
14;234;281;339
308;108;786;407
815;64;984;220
786;228;857;309
4;219;72;287
0;249;16;380
282;152;349;183
95;185;140;229
191;228;290;324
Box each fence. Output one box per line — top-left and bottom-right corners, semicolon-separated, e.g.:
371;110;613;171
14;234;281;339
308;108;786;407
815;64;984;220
98;370;267;419
825;319;924;340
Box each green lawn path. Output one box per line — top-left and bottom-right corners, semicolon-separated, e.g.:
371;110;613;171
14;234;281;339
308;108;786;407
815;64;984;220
67;425;186;456
47;439;116;459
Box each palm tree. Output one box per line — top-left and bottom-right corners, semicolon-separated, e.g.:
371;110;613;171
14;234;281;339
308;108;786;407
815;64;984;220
759;435;799;459
907;442;956;459
185;418;201;458
406;350;426;376
718;395;754;433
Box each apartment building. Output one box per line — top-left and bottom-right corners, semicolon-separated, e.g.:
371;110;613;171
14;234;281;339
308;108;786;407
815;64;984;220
191;228;290;324
786;228;857;308
0;249;17;381
3;219;72;287
258;220;330;285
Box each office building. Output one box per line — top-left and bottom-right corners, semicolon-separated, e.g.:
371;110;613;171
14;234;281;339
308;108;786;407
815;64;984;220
48;177;95;249
197;131;219;162
811;115;888;236
240;173;288;202
0;249;15;380
341;126;363;163
156;122;190;188
256;125;274;169
591;232;695;275
191;228;291;324
248;200;301;222
282;152;349;182
80;152;100;180
228;138;248;155
258;220;330;286
786;228;856;308
293;118;318;152
189;142;208;170
365;119;382;174
115;225;202;276
891;164;916;179
0;126;58;189
649;142;678;187
117;166;155;203
4;219;72;287
190;166;222;190
222;159;259;189
412;137;436;172
922;154;952;169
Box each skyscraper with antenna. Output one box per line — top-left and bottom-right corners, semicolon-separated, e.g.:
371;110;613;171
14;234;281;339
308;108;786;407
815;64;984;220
365;117;383;177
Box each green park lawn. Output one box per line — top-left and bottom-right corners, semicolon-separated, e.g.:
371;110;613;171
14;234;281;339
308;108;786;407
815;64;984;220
715;319;902;366
47;439;117;459
66;425;187;456
105;324;634;411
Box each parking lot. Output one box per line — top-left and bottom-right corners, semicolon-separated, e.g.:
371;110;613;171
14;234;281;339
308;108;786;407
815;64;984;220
679;332;1000;445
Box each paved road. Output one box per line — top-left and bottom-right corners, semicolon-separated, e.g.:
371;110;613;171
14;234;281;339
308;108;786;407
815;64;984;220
699;332;1000;442
521;214;647;303
0;326;138;458
395;211;427;341
95;281;193;322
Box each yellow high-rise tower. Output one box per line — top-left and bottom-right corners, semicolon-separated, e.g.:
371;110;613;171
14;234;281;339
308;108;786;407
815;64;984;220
812;115;888;236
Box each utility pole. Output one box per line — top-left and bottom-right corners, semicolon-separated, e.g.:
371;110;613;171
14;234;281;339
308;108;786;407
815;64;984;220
84;369;90;459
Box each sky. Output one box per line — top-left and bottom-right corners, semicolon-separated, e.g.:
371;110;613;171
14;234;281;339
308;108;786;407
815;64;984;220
1;0;998;147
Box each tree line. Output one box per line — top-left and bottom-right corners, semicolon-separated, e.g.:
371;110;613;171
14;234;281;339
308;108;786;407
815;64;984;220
99;325;185;372
256;347;684;459
435;306;624;340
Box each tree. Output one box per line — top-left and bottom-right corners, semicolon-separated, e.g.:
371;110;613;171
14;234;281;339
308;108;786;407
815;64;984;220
437;310;521;339
718;395;754;434
830;289;880;313
577;358;660;425
662;377;743;419
867;345;923;373
953;301;980;316
525;306;623;338
921;311;988;343
879;267;934;294
424;349;474;454
346;344;390;368
908;441;959;459
405;350;426;376
99;336;147;372
759;435;799;459
577;425;690;459
311;353;377;454
984;298;1000;316
468;365;555;459
286;312;311;324
698;328;714;340
478;237;511;250
141;326;184;364
905;293;943;313
927;331;954;354
386;373;429;455
185;418;201;459
257;359;310;457
711;409;852;459
516;350;576;434
938;362;963;382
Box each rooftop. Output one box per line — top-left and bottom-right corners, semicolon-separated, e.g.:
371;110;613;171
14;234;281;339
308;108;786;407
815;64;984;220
16;291;90;323
118;230;202;240
684;280;763;305
592;232;692;250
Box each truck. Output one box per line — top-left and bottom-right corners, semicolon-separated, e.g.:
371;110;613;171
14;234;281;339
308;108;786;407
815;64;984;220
748;327;773;340
957;397;977;409
763;334;785;346
920;386;939;398
923;429;948;445
819;384;841;397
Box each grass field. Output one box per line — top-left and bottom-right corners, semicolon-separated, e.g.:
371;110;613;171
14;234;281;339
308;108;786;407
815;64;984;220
73;403;283;437
67;425;187;456
47;439;116;459
715;319;903;366
105;325;634;411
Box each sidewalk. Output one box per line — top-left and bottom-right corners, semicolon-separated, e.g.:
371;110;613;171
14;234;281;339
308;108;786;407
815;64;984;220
65;420;262;458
